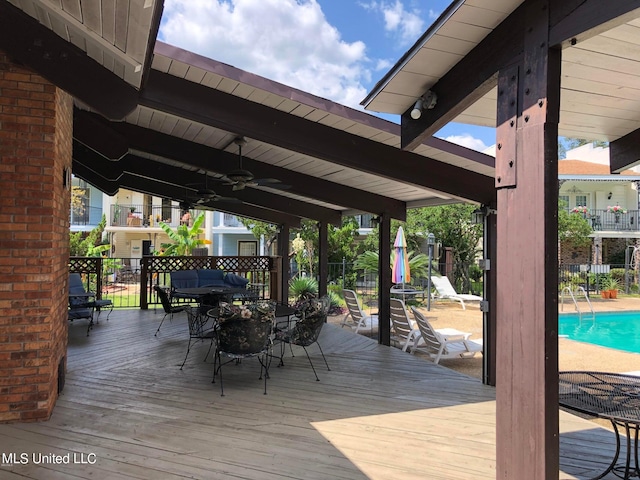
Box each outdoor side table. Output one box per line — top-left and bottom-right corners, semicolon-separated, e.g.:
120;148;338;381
559;371;640;479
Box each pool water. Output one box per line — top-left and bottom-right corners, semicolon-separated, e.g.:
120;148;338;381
559;311;640;354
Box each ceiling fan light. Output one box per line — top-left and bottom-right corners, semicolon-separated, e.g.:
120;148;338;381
226;169;254;183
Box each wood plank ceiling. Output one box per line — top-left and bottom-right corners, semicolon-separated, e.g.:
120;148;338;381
362;0;640;148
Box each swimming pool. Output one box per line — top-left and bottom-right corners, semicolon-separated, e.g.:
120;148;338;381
559;311;640;354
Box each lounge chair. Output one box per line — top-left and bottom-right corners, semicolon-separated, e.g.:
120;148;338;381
430;276;482;310
410;306;483;364
389;298;422;352
341;289;379;334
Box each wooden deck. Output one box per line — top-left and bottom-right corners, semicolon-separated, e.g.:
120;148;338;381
0;309;624;479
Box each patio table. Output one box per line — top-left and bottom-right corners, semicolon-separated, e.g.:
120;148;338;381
559;371;640;479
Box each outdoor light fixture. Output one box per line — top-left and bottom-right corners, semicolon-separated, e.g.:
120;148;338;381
410;90;437;119
410;98;424;119
471;208;485;225
471;205;495;225
608;192;613;199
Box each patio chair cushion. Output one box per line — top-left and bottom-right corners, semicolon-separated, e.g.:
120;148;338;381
224;272;250;288
197;269;226;287
170;270;199;289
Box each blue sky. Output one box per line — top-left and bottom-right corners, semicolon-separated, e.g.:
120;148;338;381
157;0;496;151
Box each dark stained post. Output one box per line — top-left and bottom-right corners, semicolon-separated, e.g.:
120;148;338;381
495;0;560;477
484;204;497;386
277;224;290;303
318;221;328;297
378;213;391;345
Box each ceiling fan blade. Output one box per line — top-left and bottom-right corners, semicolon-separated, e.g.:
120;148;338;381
253;178;291;189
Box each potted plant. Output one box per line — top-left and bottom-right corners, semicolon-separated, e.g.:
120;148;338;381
571;205;589;216
601;276;620;299
128;206;136;218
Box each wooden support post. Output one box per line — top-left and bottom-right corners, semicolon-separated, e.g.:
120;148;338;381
318;221;328;298
495;0;560;477
278;224;290;303
378;214;391;346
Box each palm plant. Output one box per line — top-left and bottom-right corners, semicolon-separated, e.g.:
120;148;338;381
289;276;318;301
158;212;211;256
353;250;431;280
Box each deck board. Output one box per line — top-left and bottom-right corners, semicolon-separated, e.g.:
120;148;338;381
0;310;624;479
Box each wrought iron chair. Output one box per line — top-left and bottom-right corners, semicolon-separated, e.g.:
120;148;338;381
69;272;113;321
275;296;331;381
213;302;275;395
180;305;217;370
68;281;95;336
153;285;187;336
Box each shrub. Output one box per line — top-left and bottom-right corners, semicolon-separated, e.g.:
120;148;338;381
289;276;318;301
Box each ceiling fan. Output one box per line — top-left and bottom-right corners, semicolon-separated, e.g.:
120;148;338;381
186;173;240;205
223;136;290;191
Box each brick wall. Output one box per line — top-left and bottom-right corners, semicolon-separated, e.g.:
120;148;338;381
0;50;71;422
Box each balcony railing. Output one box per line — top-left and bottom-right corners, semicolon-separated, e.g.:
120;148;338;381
109;205;205;228
223;213;242;227
568;208;640;231
70;206;103;226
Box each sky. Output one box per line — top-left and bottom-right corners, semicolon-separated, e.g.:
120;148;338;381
157;0;496;152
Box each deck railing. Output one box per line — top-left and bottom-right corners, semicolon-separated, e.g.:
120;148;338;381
69;256;282;309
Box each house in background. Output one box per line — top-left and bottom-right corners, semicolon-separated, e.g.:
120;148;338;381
70;177;105;233
559;144;640;264
73;186;378;261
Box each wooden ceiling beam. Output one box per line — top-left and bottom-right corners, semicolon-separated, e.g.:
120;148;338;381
140;70;494;205
549;0;640;47
72;157;301;226
74;109;407;219
400;3;527;150
399;0;640;151
73;141;339;224
610;127;640;173
0;2;138;120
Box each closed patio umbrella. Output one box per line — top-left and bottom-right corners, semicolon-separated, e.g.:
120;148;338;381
392;226;411;294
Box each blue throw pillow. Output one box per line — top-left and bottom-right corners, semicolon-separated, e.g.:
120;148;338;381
224;273;249;288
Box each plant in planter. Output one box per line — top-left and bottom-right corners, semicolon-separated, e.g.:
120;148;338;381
601;277;620;299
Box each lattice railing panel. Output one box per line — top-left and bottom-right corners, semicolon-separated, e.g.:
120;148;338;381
140;256;280;309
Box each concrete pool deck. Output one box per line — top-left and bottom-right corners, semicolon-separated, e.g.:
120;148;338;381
329;295;640;382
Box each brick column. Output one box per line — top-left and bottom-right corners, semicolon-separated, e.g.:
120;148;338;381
0;50;72;422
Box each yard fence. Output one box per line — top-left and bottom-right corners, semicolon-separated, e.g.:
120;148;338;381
69;256;482;310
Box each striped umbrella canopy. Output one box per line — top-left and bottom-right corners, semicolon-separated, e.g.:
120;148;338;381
392;226;410;287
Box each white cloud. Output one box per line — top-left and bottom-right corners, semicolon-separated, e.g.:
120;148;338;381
444;134;489;152
159;0;371;108
359;1;425;45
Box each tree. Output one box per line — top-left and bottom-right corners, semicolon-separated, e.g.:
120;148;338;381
236;217;280;254
69;214;109;256
558;199;592;247
405;204;482;291
158;212;211;256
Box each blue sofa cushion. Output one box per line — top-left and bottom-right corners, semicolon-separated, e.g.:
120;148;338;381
170;270;199;289
224;273;249;288
197;269;226;287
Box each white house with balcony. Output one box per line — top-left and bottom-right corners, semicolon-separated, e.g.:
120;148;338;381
559;144;640;264
73;185;379;264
